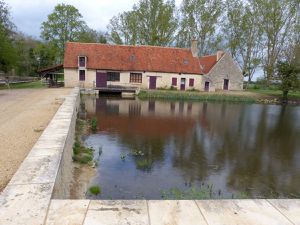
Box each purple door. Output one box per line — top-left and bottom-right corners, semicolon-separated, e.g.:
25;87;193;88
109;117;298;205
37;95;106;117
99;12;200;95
205;82;209;92
149;76;157;89
96;72;107;88
180;78;186;90
223;79;229;90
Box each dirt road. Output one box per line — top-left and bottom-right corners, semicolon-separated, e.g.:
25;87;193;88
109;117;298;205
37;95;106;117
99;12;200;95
0;88;71;191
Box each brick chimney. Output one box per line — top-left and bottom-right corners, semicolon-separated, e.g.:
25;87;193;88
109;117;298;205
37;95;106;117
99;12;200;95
217;50;224;61
191;39;199;57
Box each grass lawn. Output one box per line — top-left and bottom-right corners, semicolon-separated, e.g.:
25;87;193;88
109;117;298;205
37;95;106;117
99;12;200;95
247;89;300;100
0;81;46;90
138;89;300;103
138;90;257;103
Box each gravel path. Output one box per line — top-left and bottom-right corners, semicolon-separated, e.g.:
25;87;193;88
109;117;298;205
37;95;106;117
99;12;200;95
0;88;71;191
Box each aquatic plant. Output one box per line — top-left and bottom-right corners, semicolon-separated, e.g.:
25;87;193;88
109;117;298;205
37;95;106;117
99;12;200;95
136;158;152;170
120;153;126;161
72;139;94;164
89;185;101;195
91;117;97;132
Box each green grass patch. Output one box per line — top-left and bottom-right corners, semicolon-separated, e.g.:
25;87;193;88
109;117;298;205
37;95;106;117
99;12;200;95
72;139;94;164
0;81;45;89
138;90;256;103
89;185;101;195
248;89;300;100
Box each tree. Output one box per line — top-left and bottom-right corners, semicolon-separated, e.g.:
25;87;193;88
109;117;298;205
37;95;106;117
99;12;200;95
0;24;17;73
0;1;17;73
223;0;262;86
108;0;178;46
176;0;223;55
0;0;15;33
78;28;108;44
276;61;300;102
41;4;87;62
251;0;299;83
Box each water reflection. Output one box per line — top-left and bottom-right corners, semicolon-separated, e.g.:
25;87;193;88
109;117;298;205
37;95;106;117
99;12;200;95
82;96;300;199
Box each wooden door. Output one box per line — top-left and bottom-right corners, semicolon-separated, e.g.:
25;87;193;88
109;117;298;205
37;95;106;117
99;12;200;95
96;72;107;88
149;76;157;89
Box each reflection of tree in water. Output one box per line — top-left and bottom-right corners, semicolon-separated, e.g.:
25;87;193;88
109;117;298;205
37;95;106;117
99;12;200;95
172;129;208;186
217;105;300;198
118;135;165;171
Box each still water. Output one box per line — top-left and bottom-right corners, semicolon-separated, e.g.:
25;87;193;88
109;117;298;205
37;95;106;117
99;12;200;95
80;95;300;199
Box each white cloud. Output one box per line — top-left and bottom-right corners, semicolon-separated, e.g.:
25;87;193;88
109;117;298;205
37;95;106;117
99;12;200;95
4;0;182;38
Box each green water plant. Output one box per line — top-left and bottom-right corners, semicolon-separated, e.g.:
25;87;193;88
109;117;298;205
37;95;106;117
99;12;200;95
120;153;126;161
72;139;94;164
91;117;97;132
89;185;101;195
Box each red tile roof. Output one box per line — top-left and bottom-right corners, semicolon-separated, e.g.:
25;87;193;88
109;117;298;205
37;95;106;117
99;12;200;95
64;42;221;74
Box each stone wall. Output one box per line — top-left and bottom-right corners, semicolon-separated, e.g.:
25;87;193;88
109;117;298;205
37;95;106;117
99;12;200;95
206;53;244;91
64;69;203;91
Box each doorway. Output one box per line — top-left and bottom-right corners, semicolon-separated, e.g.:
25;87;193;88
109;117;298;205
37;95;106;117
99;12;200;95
204;82;210;92
96;72;107;88
149;76;157;89
180;78;186;90
223;79;229;90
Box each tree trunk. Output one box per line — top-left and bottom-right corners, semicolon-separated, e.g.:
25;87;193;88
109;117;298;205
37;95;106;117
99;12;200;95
282;90;289;104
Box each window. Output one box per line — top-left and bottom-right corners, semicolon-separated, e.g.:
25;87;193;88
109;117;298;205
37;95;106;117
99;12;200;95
189;78;194;87
130;73;142;83
79;70;85;81
79;56;86;67
172;77;177;86
107;72;120;82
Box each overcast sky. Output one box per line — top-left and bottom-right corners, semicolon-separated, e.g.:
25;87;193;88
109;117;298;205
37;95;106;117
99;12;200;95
5;0;182;38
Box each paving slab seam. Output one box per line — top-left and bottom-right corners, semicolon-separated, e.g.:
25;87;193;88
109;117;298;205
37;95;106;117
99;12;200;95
80;200;91;225
194;200;210;225
146;200;152;225
266;199;296;225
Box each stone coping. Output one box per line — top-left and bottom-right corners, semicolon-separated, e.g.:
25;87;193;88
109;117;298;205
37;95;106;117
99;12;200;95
45;199;300;225
0;87;80;225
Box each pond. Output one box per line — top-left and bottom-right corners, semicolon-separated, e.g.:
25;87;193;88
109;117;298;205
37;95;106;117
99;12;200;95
78;95;300;199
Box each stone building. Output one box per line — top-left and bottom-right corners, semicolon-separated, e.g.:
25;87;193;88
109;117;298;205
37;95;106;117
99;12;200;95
64;41;243;91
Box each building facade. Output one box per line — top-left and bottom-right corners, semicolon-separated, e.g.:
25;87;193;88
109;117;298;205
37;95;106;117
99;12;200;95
64;42;243;92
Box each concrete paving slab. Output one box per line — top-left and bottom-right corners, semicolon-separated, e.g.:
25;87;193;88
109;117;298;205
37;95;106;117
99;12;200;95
8;154;61;185
196;199;293;225
83;200;149;225
148;200;207;225
45;200;90;225
0;183;53;225
267;199;300;225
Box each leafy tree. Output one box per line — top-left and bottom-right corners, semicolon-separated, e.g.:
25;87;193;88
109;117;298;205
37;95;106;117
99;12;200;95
251;0;299;83
0;0;15;33
41;4;87;62
223;0;262;86
108;11;139;45
0;1;17;73
79;28;108;43
0;24;17;73
276;61;300;102
176;0;223;55
108;0;178;46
